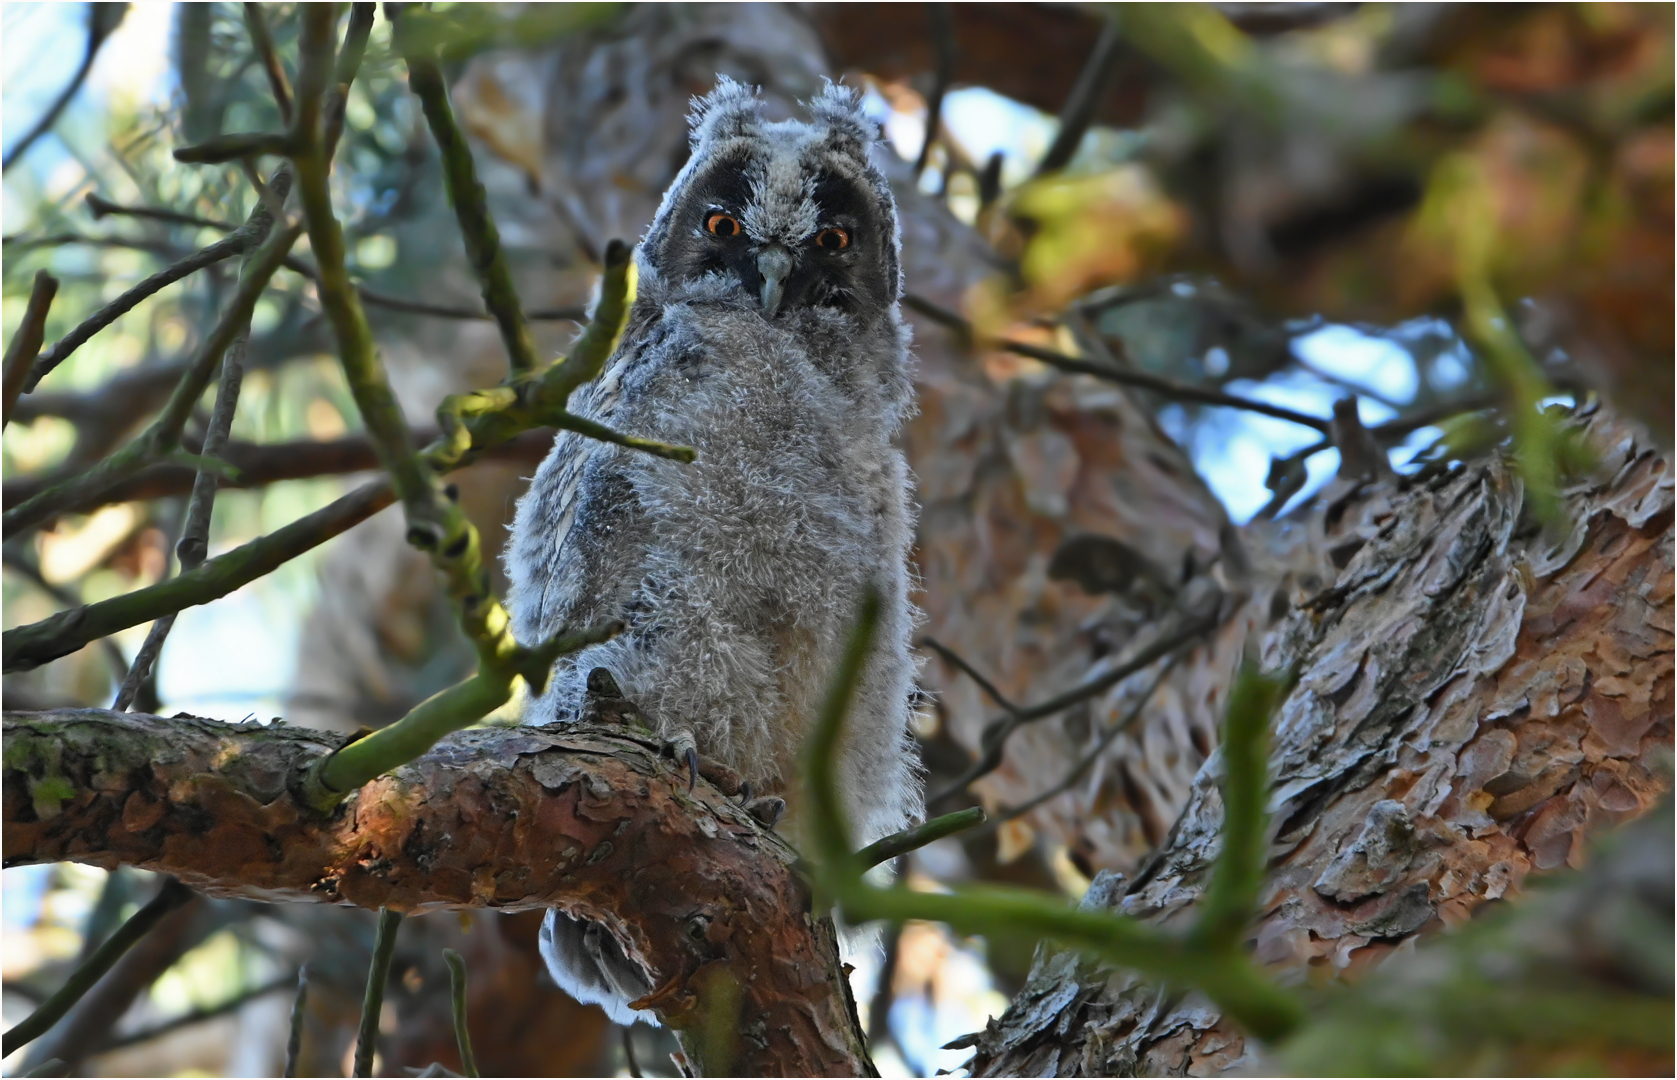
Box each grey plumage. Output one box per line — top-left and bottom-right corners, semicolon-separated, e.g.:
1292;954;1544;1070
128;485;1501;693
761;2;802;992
505;78;923;1025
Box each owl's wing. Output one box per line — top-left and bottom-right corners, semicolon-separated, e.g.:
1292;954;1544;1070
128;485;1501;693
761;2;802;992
504;342;651;647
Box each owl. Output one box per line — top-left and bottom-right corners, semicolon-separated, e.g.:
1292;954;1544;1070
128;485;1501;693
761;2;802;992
504;77;923;1025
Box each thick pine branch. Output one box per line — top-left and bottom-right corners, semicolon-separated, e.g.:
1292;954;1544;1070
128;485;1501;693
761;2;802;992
1;710;873;1077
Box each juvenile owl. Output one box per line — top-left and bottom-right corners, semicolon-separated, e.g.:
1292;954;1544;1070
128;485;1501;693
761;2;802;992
504;78;923;1024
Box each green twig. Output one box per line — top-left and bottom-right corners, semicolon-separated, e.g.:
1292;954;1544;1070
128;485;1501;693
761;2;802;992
2;270;58;429
400;38;539;375
352;909;404;1079
1192;662;1290;950
441;949;480;1078
0;878;193;1056
302;620;621;811
172;132;295;164
856;807;987;871
803;599;1306;1044
3;479;394;674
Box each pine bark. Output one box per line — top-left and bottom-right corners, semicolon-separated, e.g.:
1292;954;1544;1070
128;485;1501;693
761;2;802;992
2;714;873;1077
964;408;1673;1075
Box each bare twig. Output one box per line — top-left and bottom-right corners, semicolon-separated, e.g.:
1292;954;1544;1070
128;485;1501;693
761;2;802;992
243;3;295;124
85;191;232;231
927;614;1214;805
1035;14;1122;176
913;3;955;179
3;429;553;514
111;326;251;711
97;972;296;1053
983;655;1178;830
0;878;193;1056
353;908;404;1078
324;5;377;158
284;969;308;1079
921;636;1022;715
903;292;1332;432
172;132;296;165
3;271;59;428
2;4;125;174
441;949;480;1078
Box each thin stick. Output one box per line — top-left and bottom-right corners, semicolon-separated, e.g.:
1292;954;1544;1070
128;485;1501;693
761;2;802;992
920;636;1022;715
2;271;59;428
1035;15;1122;176
0;878;193;1056
928;615;1212;805
112;328;251;711
984;655;1178;829
913;3;955;179
283;968;308;1078
2;429;553;514
352;908;404;1079
243;3;294;125
621;1027;643;1078
2;4;123;174
441;949;480;1078
902;293;1332;433
98;972;295;1053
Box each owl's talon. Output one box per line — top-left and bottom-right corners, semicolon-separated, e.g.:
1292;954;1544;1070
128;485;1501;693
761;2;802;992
737;781;754;804
660;729;701;791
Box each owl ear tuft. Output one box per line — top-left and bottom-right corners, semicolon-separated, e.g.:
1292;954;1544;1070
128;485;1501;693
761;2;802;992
688;76;764;148
806;79;877;155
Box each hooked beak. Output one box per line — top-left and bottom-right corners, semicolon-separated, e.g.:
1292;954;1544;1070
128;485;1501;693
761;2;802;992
757;245;792;316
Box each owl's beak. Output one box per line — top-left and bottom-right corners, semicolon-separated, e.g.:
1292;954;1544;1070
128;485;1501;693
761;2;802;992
757;245;793;316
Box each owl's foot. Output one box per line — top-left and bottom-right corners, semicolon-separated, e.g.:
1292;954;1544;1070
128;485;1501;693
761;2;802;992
660;727;700;790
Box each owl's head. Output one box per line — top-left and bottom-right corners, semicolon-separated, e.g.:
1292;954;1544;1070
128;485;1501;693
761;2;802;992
638;77;901;320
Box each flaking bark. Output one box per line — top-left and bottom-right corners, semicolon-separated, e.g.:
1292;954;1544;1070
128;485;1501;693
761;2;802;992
1;714;874;1077
965;409;1673;1076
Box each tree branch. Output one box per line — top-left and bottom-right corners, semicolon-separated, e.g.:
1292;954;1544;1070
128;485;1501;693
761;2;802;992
2;429;553;515
1;710;875;1077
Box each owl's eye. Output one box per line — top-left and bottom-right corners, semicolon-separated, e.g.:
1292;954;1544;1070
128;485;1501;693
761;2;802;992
814;227;850;251
706;212;741;238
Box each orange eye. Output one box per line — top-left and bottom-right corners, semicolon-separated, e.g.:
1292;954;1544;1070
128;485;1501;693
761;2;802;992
815;227;850;251
706;212;741;238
